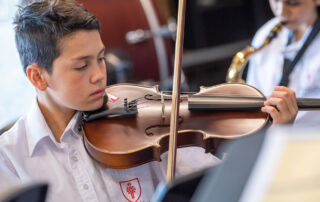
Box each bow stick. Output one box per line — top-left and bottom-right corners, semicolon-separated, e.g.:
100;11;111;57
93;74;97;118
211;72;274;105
166;0;186;182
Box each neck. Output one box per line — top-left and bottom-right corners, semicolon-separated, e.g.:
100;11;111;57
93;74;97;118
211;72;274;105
37;94;76;143
293;26;308;42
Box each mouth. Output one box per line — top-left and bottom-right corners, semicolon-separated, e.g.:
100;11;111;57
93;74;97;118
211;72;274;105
281;20;297;28
90;88;105;98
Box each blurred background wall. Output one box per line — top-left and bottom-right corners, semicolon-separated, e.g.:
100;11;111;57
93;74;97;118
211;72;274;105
0;0;35;130
180;0;273;90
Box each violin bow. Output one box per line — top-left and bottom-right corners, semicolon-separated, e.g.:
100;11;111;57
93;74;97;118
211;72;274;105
166;0;186;182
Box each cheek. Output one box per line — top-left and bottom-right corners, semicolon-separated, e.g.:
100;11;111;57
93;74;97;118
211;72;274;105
60;77;88;101
67;80;88;97
62;85;90;110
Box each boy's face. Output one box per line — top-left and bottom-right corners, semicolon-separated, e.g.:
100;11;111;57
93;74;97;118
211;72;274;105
269;0;320;30
43;30;107;112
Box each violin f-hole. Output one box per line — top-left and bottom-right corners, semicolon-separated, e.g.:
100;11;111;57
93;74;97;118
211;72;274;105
145;116;184;136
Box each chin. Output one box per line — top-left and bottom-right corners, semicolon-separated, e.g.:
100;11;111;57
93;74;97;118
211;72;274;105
89;103;104;111
79;100;105;112
284;23;298;31
285;25;295;30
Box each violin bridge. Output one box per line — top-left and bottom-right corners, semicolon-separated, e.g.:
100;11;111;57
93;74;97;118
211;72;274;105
161;91;166;119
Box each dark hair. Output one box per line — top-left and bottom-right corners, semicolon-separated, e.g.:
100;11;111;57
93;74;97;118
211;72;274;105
14;0;100;74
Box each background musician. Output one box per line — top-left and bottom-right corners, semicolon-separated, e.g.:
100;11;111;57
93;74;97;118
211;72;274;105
247;0;320;125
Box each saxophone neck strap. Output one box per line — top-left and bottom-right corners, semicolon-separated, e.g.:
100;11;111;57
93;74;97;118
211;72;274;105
279;17;320;86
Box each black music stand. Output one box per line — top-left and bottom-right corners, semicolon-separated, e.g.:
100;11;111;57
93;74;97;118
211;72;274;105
151;167;212;202
0;183;48;202
191;130;266;202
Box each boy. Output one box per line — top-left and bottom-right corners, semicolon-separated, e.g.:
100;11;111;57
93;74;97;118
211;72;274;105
0;0;297;201
247;0;320;125
0;0;219;201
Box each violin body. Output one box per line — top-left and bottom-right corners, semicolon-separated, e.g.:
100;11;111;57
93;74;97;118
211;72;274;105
82;83;270;169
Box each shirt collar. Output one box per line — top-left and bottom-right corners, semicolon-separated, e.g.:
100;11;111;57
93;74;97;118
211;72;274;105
61;111;83;141
25;99;82;157
282;26;312;60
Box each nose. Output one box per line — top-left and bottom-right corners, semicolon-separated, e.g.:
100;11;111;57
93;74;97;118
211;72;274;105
90;60;106;84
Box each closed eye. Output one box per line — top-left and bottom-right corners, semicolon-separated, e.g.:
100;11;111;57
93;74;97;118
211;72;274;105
285;0;301;6
98;57;106;63
74;64;88;71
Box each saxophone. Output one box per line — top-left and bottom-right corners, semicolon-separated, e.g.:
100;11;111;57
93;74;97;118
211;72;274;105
226;22;284;83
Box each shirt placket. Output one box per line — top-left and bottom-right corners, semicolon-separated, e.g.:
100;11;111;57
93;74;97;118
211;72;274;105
68;146;99;202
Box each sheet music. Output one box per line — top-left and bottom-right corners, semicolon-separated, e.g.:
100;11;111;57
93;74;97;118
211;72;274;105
240;126;320;202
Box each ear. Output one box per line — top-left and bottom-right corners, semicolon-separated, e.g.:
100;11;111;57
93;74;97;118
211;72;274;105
26;64;48;91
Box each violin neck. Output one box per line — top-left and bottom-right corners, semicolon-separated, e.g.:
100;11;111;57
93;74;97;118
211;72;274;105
296;98;320;110
188;95;320;111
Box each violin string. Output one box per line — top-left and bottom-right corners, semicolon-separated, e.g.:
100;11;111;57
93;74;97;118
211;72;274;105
125;93;265;110
127;96;159;111
125;93;190;111
127;97;147;111
133;100;150;110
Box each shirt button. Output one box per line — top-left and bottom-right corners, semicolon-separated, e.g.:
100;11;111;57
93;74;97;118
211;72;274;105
72;156;78;162
83;184;89;190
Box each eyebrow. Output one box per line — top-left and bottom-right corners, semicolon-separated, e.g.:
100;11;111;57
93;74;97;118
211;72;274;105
72;47;105;61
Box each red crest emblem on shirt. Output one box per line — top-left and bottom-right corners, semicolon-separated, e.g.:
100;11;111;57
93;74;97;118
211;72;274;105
119;178;141;202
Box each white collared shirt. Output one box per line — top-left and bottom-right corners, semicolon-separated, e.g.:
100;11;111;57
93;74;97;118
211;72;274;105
247;17;320;125
0;100;219;202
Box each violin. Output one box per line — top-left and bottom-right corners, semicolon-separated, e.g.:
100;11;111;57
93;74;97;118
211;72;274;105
81;83;270;169
81;83;320;169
